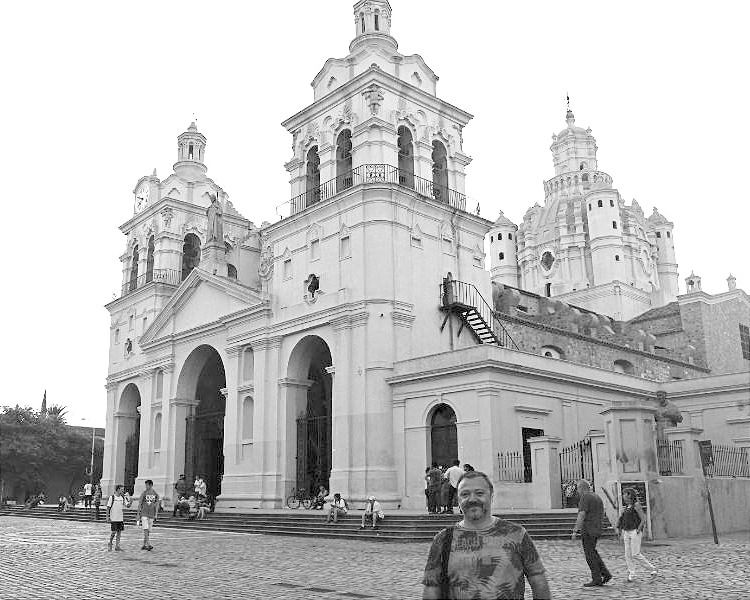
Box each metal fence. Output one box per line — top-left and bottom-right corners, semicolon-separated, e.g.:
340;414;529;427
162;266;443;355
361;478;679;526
707;444;750;478
559;439;594;506
657;439;684;475
497;450;525;482
281;163;468;217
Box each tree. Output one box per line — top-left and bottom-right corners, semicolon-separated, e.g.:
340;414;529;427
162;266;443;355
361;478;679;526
0;405;96;500
46;404;68;424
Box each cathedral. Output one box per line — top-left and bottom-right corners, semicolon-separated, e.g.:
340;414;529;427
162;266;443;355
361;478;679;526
102;1;749;515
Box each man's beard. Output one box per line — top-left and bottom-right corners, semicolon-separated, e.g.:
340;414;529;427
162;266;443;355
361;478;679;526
461;501;487;520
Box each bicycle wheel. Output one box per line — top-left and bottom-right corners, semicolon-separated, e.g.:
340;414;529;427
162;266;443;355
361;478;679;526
302;498;312;509
286;495;300;509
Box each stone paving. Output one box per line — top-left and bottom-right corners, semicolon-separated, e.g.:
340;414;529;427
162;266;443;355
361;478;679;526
1;516;748;599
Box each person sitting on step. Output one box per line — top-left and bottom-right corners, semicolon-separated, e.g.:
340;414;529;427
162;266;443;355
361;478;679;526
360;496;385;530
312;485;328;510
326;493;348;524
187;495;198;520
196;496;210;520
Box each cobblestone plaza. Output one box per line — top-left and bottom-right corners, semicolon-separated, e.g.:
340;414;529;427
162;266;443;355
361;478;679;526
1;517;748;599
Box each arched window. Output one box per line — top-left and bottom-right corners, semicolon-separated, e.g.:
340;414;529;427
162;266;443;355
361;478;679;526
613;359;634;375
597;200;603;208
360;13;365;33
656;231;662;238
610;199;615;207
545;282;552;297
431;141;448;202
306;146;321;206
499;252;505;260
490;236;493;243
181;233;201;281
580;162;587;170
397;126;414;188
242;397;254;441
666;231;671;238
227;264;238;279
498;233;503;240
153;412;162;450
129;245;139;292
582;173;589;183
588;203;592;211
374;10;380;30
615;255;620;261
612;221;618;229
188;143;194;160
508;233;512;240
336;130;352;192
541;345;563;359
430;404;457;467
145;235;154;283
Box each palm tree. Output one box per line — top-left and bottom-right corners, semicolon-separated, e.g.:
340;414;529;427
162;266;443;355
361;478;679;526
46;404;68;424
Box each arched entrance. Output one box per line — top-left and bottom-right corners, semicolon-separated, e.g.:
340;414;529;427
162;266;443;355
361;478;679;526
430;403;457;467
288;336;333;495
119;383;141;495
178;345;226;499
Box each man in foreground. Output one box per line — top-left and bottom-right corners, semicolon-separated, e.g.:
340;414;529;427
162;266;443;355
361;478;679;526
136;479;160;551
571;479;611;587
422;471;551;599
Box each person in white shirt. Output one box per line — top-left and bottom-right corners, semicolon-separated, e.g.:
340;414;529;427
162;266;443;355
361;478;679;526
443;459;464;514
83;482;93;508
106;485;131;551
360;496;385;529
326;493;348;524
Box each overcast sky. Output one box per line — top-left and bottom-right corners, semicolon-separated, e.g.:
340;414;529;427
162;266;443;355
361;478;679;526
3;1;748;427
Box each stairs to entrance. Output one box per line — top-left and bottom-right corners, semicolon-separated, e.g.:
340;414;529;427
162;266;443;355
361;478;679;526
0;505;601;542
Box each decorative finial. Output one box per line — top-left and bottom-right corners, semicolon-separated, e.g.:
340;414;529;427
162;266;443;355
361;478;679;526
565;93;575;126
727;274;737;291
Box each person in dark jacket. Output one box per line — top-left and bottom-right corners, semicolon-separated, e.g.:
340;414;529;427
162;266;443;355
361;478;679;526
615;487;658;582
571;479;612;587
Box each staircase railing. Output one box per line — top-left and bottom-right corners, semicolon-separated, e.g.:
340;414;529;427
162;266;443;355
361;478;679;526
439;279;519;350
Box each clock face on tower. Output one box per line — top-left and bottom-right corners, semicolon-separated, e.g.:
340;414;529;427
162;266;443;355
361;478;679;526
135;184;150;212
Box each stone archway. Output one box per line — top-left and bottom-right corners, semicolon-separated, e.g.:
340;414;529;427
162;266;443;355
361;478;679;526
286;336;333;495
176;345;226;499
117;383;141;495
429;403;457;468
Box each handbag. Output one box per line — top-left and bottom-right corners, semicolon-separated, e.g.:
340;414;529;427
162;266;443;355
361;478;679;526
439;526;455;599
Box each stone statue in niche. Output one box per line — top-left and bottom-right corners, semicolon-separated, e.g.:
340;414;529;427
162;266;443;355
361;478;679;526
124;338;133;355
206;193;224;242
307;274;320;297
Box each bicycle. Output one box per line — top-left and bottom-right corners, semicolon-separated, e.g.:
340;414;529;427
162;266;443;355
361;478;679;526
286;488;312;509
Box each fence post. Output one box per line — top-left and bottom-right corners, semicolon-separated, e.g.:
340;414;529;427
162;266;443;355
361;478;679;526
527;436;562;509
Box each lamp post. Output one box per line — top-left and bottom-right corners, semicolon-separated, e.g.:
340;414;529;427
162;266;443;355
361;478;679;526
81;418;95;484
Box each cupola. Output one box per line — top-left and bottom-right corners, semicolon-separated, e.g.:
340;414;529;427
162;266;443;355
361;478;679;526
350;0;397;53
174;122;207;181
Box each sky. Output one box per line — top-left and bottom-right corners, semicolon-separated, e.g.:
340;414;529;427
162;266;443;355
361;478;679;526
2;1;748;428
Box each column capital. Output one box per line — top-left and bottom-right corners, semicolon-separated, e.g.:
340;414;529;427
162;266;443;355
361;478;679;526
324;366;336;377
219;388;229;400
526;435;563;447
169;397;199;408
251;336;283;351
278;377;313;389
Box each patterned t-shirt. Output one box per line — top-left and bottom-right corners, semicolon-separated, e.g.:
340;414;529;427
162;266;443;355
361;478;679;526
138;490;160;519
422;518;546;600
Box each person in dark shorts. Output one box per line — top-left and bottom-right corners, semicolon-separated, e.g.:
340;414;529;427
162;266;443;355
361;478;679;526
107;485;130;551
572;479;612;587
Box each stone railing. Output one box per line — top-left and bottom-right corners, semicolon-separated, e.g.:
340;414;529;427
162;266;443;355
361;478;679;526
543;170;613;201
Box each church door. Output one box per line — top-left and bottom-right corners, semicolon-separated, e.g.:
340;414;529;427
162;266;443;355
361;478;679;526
295;362;332;495
430;404;457;467
123;423;140;495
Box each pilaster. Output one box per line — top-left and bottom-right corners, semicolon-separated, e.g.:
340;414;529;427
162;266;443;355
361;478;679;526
527;436;563;509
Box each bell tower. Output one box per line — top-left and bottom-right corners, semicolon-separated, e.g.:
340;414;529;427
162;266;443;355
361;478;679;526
350;0;396;53
174;122;207;181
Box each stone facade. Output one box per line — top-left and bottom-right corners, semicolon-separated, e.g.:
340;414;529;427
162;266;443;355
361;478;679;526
101;2;749;520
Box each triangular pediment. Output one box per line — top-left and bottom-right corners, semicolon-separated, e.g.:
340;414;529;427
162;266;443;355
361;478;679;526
141;268;267;345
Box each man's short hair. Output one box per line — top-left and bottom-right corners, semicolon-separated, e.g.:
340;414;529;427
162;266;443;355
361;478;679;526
457;470;494;495
145;479;154;486
179;474;184;478
577;479;591;492
431;461;438;468
114;484;123;492
452;459;460;466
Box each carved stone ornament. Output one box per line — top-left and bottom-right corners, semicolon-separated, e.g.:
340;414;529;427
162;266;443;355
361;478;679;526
161;208;174;230
362;83;384;115
258;246;274;279
303;273;324;304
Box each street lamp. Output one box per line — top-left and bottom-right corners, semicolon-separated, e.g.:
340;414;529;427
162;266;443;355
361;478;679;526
81;418;96;484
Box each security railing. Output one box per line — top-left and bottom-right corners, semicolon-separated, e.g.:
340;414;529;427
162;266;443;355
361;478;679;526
497;450;525;482
439;278;519;350
121;268;181;297
707;444;750;478
280;164;467;217
657;439;684;476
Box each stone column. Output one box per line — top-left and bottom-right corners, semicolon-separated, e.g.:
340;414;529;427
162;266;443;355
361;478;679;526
527;436;562;509
476;386;502;477
258;337;282;506
221;347;242;470
167;396;199;496
414;140;433;182
201;240;227;277
318;142;335;185
100;382;119;495
665;426;704;476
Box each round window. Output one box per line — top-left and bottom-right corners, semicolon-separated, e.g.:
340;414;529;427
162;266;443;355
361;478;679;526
540;251;555;271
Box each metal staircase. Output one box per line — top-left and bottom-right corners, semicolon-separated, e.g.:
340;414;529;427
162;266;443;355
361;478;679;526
439;277;519;349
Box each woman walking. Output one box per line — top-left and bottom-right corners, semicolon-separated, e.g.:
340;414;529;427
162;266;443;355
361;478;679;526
615;487;658;582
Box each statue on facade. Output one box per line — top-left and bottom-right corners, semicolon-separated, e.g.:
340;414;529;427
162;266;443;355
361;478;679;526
654;391;683;441
206;193;224;242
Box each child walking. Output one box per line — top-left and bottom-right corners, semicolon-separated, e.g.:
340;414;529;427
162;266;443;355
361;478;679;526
136;479;160;551
106;485;130;551
615;487;658;582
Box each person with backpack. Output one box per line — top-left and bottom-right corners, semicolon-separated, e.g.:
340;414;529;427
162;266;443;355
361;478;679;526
106;485;131;551
422;471;550;599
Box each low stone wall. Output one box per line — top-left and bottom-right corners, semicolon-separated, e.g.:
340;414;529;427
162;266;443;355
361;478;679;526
650;475;750;538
